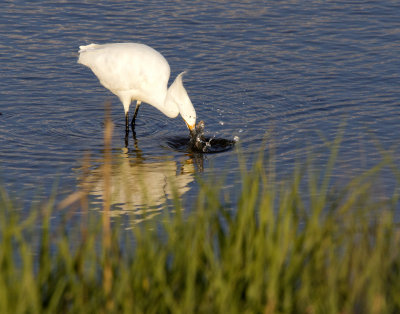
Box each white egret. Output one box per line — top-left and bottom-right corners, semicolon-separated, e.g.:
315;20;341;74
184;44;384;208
78;43;196;133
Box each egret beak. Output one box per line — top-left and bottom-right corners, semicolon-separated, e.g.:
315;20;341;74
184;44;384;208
185;121;196;136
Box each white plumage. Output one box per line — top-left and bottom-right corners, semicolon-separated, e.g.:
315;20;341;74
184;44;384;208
78;43;196;132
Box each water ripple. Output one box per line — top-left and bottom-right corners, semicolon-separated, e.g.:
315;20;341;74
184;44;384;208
0;0;399;206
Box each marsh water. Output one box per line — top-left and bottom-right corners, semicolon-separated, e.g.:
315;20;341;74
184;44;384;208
1;1;399;221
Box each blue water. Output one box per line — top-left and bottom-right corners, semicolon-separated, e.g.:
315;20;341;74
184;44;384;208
0;1;399;220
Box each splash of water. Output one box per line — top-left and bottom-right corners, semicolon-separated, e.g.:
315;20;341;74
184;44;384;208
189;120;207;152
188;120;236;153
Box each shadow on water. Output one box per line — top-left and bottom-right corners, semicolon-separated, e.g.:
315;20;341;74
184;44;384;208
125;121;236;155
125;124;236;172
165;136;236;154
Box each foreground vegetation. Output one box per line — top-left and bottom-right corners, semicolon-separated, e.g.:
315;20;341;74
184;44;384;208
1;133;400;313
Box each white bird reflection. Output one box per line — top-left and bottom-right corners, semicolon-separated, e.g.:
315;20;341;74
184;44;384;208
91;150;194;217
74;132;202;224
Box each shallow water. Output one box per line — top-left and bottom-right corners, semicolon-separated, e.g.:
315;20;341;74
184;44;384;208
0;1;399;220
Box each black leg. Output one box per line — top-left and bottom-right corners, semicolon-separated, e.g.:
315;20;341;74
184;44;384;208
125;112;129;132
130;101;141;128
124;130;129;147
125;113;130;147
131;128;137;146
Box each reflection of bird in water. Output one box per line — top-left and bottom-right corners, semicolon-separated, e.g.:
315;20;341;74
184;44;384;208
79;146;198;223
90;149;195;220
78;43;197;135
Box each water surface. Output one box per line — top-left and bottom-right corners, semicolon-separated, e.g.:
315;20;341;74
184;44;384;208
0;1;399;219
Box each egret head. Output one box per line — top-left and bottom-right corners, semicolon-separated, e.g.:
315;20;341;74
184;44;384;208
168;72;196;132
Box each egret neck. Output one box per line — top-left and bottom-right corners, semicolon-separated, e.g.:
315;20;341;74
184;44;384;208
166;72;197;132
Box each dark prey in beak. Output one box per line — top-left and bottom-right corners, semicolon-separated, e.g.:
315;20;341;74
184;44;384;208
189;120;207;152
